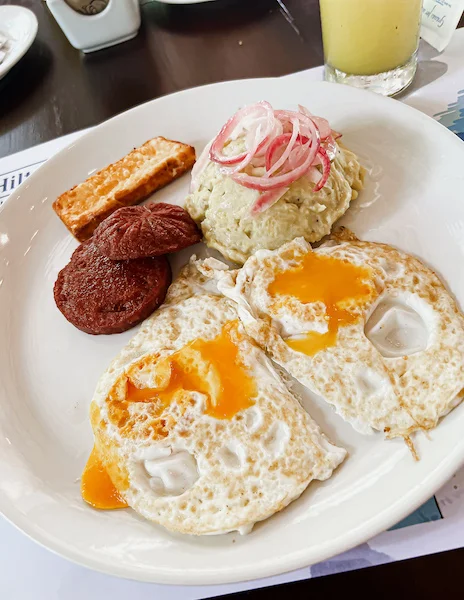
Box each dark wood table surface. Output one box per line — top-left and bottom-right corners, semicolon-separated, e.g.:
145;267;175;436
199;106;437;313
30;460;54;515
0;0;463;597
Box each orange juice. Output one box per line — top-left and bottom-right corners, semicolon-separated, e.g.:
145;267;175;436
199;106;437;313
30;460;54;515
320;0;422;76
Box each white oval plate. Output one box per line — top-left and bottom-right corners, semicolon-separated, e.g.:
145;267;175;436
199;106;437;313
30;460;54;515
0;6;38;80
0;78;464;585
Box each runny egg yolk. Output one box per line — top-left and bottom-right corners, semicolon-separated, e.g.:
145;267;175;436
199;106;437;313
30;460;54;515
268;251;373;356
126;320;257;420
81;446;128;510
81;321;257;510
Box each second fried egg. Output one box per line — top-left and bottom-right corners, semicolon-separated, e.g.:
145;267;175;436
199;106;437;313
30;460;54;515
214;233;464;439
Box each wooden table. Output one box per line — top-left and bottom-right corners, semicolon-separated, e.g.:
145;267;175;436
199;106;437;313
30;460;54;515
0;0;463;597
0;0;328;157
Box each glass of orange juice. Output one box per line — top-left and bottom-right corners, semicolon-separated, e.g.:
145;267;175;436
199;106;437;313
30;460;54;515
320;0;423;96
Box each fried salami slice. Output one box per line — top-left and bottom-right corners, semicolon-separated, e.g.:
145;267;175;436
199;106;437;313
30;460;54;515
54;241;171;335
93;203;201;260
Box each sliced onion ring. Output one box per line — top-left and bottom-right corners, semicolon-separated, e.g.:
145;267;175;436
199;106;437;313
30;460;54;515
298;105;331;139
204;101;337;215
313;147;331;192
233;136;319;191
251;187;289;215
266;119;300;176
190;139;213;193
324;134;338;162
209;101;274;167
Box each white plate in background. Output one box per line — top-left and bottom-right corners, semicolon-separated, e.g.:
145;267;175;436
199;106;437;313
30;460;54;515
0;78;463;584
0;6;38;80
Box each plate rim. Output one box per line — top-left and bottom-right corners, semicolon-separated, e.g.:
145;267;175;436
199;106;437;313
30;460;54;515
2;438;464;584
1;77;464;585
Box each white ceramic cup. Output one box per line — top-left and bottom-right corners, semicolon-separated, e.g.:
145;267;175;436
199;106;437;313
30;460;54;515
47;0;141;53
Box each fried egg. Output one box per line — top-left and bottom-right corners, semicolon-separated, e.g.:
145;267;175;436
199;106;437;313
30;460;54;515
84;261;346;535
213;232;464;440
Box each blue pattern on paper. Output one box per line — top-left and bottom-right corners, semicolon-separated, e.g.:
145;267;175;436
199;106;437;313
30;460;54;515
310;543;392;577
311;497;443;578
434;89;464;140
390;496;442;530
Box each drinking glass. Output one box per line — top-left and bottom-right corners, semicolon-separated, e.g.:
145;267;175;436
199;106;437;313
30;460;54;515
320;0;423;96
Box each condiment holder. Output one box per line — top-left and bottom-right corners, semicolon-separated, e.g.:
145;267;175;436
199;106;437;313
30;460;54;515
46;0;141;53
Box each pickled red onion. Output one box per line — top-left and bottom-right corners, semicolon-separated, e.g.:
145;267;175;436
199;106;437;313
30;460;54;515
200;102;339;214
209;101;275;169
231;135;319;191
324;134;338;162
298;105;332;139
266;134;288;171
190;139;213;193
266;119;299;176
313;147;331;192
251;187;289;215
306;166;322;186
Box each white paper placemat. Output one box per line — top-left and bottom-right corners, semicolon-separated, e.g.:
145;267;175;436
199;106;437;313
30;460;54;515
1;29;464;600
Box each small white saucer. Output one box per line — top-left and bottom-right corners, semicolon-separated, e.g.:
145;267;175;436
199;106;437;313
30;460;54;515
0;6;38;81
